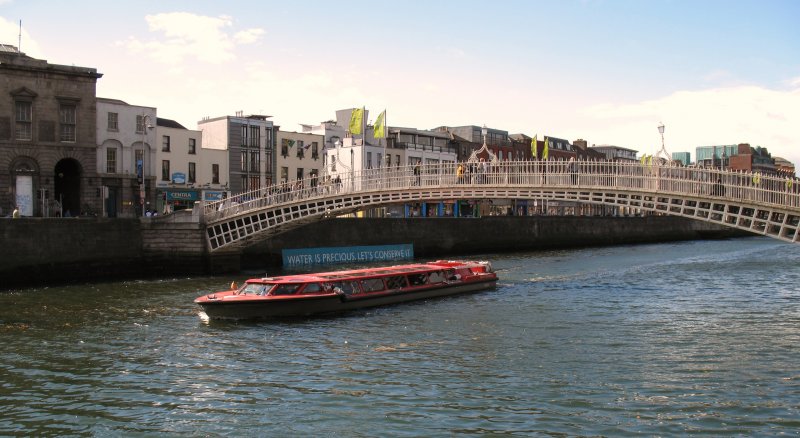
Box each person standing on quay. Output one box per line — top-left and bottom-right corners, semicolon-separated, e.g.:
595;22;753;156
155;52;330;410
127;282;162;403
12;207;20;218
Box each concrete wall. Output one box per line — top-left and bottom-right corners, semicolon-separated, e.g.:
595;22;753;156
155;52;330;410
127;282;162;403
0;215;748;289
0;218;144;288
242;216;747;267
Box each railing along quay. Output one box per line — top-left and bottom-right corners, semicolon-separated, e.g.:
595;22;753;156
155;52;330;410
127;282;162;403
200;160;800;250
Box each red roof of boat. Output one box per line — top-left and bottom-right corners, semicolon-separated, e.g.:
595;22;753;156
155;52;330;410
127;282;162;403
247;261;483;284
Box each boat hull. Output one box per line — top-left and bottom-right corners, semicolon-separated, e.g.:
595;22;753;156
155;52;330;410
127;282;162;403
198;278;496;320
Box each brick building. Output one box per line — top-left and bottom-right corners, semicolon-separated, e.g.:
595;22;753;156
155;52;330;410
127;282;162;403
0;45;103;217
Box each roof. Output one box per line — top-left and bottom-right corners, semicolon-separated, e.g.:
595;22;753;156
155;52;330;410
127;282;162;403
157;118;187;129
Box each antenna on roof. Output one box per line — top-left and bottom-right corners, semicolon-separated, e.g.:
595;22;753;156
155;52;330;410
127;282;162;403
18;20;21;54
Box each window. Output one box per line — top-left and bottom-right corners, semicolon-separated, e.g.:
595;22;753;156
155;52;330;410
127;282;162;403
188;162;196;183
188;138;196;154
107;112;118;131
250;151;260;172
136;115;146;134
15;101;32;141
366;152;372;169
302;283;323;294
240;151;247;172
249;126;260;147
106;148;117;173
296;168;304;180
280;167;288;182
212;164;220;184
311;142;319;159
162;135;170;152
428;271;446;283
408;273;428;286
387;154;392;167
135;149;144;176
59;104;76;142
264;127;273;150
270;284;301;296
396;155;401;167
386;276;406;289
161;160;170;181
281;138;289;157
361;278;385;292
377;153;382;168
296;140;304;158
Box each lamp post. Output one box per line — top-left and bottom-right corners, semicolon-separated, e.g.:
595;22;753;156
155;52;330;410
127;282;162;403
655;122;669;164
139;113;154;217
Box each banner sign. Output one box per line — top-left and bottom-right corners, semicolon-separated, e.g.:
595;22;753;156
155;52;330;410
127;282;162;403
282;244;413;267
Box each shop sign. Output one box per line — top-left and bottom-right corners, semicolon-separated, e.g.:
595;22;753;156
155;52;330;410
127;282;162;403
171;172;186;184
204;191;225;201
166;190;198;201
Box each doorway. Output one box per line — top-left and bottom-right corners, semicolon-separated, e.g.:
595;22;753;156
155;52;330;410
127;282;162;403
54;159;81;217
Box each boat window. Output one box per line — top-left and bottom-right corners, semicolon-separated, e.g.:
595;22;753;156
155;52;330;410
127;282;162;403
386;276;407;289
428;271;446;283
270;284;301;296
240;284;268;295
361;278;385;293
330;281;359;295
407;273;428;286
302;283;323;294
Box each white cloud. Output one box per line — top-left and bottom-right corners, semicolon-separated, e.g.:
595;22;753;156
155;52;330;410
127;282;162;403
118;12;264;64
580;81;800;166
0;17;44;58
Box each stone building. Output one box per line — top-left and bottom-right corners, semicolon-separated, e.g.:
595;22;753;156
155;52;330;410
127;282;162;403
0;45;102;217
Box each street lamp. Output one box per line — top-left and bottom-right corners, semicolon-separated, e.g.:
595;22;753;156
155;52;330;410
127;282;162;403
139;113;154;217
655;122;669;164
482;125;488;146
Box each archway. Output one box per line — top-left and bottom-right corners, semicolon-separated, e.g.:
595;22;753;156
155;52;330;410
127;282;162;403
54;159;82;217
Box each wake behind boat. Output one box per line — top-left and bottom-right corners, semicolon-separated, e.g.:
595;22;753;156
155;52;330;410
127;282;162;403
194;260;497;320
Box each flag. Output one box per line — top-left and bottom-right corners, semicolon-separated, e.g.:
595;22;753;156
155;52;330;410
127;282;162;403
542;137;549;160
374;110;386;139
303;142;311;150
531;134;537;159
349;107;364;135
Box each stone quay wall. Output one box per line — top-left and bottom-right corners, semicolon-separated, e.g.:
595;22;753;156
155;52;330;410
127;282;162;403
0;216;748;289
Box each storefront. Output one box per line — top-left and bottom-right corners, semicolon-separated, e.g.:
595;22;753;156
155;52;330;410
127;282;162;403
157;189;199;213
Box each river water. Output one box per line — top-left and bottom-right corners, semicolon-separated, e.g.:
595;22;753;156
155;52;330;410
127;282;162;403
1;237;798;436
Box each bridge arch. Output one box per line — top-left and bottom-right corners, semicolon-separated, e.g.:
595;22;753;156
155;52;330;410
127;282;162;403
200;161;800;251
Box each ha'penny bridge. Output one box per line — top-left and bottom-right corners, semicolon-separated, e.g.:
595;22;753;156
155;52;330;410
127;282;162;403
192;160;800;252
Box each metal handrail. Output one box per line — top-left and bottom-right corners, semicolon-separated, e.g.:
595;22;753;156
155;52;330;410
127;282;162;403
204;160;800;221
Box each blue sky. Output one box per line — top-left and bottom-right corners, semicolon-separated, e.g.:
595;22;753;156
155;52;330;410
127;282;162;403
2;0;799;164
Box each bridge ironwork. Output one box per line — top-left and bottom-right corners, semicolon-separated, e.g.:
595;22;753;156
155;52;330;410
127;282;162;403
200;160;800;251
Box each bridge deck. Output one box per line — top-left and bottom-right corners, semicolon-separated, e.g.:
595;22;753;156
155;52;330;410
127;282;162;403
199;161;800;251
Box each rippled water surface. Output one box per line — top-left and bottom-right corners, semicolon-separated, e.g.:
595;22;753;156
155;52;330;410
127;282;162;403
1;237;799;436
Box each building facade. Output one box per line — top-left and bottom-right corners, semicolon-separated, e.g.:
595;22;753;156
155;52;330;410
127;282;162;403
590;145;639;162
154;118;227;213
0;45;103;217
96;98;157;217
276;129;324;183
198;113;275;194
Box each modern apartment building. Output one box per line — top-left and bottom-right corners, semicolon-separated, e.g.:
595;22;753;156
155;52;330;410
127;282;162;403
198;113;275;194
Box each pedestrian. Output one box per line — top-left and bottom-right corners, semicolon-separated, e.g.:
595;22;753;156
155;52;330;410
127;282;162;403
413;162;421;186
456;163;464;184
12;207;20;218
569;157;578;185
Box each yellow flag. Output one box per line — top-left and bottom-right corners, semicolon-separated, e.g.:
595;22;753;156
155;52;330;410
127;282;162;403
531;134;537;159
349;108;364;135
542;137;549;160
374;110;386;139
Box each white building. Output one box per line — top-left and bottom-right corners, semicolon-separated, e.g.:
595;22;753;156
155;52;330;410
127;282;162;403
95;98;157;217
275;129;324;183
154;118;227;213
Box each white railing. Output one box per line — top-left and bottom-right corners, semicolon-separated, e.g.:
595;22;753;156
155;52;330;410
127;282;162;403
204;160;800;221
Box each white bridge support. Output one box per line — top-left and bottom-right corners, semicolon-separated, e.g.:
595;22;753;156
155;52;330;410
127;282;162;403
201;161;800;251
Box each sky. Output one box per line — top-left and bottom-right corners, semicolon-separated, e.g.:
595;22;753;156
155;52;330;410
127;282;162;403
1;0;799;164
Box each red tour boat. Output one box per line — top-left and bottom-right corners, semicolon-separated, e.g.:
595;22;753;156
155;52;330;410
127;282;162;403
194;260;497;320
